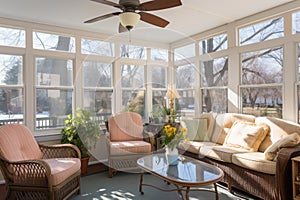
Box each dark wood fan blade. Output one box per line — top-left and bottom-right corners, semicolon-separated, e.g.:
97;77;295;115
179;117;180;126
119;23;128;33
139;12;169;27
84;12;121;23
139;0;182;11
90;0;124;9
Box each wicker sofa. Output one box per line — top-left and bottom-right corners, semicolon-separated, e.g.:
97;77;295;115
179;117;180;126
178;113;300;200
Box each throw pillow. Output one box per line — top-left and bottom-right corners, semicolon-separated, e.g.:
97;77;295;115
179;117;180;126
264;132;300;161
180;117;208;141
223;121;269;152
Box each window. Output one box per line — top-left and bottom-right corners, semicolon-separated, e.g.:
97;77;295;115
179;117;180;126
202;89;227;113
199;33;227;54
292;11;300;34
174;44;195;61
241;47;283;117
0;26;25;47
176;64;195;117
120;44;146;59
83;62;113;124
81;38;114;56
121;64;145;117
0;54;24;125
35;57;73;129
201;57;228;113
151;65;167;113
239;17;284;46
151;48;168;61
33;31;75;52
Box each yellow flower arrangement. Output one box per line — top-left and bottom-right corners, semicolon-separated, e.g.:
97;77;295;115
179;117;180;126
162;124;189;150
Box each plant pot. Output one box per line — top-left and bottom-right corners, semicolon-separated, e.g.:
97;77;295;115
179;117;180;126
80;156;90;174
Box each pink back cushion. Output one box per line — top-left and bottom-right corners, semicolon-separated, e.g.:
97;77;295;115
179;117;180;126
0;124;43;161
109;112;144;142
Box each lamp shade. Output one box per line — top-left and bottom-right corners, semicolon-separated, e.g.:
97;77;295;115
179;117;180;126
119;12;140;30
165;84;180;99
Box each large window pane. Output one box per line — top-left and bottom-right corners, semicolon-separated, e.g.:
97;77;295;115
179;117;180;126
151;48;168;61
241;47;283;85
0;89;24;125
239;17;284;46
120;44;146;59
81;38;114;56
202;57;228;87
0;54;22;85
121;65;144;88
0;27;25;47
177;89;195;117
293;11;300;34
36;89;72;129
152;65;167;88
152;90;167;106
241;87;282;118
122;90;145;118
176;64;195;88
201;89;227;113
174;44;195;61
199;33;227;54
83;90;112;124
83;62;112;87
36;58;73;86
33;31;75;52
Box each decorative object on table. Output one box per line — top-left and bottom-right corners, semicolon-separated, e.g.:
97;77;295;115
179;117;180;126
61;108;101;174
165;83;180;123
162;124;188;165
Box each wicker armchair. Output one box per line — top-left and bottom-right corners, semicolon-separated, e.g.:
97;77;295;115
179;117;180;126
107;112;153;178
0;124;81;200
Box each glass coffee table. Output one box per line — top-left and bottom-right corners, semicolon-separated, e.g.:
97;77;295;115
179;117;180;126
137;153;224;200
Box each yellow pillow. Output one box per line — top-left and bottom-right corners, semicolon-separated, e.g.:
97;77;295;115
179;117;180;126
264;132;300;161
223;121;269;152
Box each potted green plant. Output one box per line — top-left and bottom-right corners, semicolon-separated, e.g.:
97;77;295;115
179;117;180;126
61;108;101;174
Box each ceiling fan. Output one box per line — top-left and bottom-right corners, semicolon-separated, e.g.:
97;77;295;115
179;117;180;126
84;0;182;32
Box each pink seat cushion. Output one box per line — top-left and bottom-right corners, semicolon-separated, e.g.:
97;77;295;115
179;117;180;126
44;158;81;186
109;112;144;141
109;141;151;156
0;124;43;161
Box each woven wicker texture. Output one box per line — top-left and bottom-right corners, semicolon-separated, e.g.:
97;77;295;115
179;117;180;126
0;124;81;200
107;112;154;178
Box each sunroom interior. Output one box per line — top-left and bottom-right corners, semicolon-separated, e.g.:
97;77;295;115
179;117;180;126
0;0;300;198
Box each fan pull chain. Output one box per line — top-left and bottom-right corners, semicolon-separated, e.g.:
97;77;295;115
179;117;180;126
129;30;132;44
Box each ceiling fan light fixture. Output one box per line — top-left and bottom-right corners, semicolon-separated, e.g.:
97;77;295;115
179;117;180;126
119;12;140;30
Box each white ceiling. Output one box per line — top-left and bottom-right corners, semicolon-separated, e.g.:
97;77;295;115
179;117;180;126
0;0;295;43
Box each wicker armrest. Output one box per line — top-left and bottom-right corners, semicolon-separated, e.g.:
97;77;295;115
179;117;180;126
0;156;51;186
39;144;81;159
276;143;300;200
143;130;155;151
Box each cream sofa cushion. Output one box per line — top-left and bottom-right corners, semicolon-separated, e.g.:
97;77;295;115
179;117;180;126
211;113;256;145
199;112;217;142
256;117;300;152
200;145;249;163
232;152;276;175
264;132;300;160
178;141;218;154
223;121;269;152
